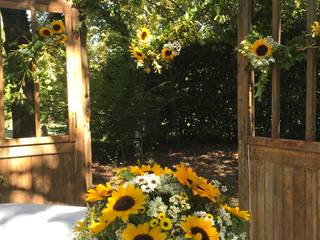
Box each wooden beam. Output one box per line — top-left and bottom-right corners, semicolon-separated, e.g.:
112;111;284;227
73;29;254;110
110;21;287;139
272;0;281;138
0;15;4;140
306;0;317;141
0;135;70;147
0;0;70;13
237;0;252;214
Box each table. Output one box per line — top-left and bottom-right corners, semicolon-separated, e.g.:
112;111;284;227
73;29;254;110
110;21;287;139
0;203;86;240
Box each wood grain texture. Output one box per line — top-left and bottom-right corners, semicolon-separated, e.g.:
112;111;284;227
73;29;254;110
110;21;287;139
306;0;317;141
0;0;70;13
256;159;265;240
273;163;283;240
264;160;274;240
293;168;306;239
272;0;281;138
305;170;317;240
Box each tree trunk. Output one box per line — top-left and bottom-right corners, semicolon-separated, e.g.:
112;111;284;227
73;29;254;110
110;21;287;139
1;8;35;138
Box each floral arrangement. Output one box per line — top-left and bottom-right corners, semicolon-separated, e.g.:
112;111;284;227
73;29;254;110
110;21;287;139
38;20;68;45
238;31;292;99
130;27;181;74
74;163;250;240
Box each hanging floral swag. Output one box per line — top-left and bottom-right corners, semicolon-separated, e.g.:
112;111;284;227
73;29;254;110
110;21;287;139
130;27;181;74
73;163;250;240
238;31;293;100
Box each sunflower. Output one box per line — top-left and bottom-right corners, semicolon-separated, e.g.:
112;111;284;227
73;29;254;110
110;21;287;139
160;218;172;230
121;223;167;240
73;220;86;232
101;184;146;222
130;164;171;176
57;34;68;44
88;218;111;235
161;47;175;61
180;216;219;240
51;20;65;34
85;183;113;202
223;204;251;221
130;47;145;61
38;27;53;37
251;38;272;57
150;218;159;228
192;177;220;202
138;27;151;43
174;163;199;188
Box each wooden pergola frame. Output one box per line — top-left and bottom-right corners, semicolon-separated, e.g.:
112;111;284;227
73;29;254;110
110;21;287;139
238;0;319;239
0;0;91;205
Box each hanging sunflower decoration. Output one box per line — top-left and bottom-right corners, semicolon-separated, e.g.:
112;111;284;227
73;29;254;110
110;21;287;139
38;27;53;37
74;163;249;239
129;25;182;74
50;20;65;34
238;32;289;100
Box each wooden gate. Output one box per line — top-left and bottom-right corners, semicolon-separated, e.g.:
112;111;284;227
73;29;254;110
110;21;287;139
0;0;91;205
238;0;319;239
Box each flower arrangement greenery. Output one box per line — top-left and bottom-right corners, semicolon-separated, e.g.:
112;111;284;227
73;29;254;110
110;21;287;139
130;27;181;74
238;31;292;100
74;163;250;240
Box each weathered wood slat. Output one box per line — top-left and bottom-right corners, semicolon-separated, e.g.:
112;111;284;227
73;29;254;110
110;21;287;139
237;0;253;211
272;0;281;138
306;0;317;141
283;166;294;239
0;135;71;147
0;0;70;13
63;153;75;204
248;136;320;154
273;163;283;240
0;142;74;159
0;19;4;140
264;160;274;240
293;168;306;239
305;170;317;240
249;147;257;240
256;159;265;239
31;156;45;204
0;158;9;202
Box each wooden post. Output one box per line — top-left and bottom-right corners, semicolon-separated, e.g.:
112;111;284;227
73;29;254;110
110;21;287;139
306;0;317;141
272;0;281;138
31;6;41;137
238;0;252;211
0;13;4;140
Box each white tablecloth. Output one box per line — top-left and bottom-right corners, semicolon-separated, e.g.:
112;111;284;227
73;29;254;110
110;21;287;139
0;203;86;240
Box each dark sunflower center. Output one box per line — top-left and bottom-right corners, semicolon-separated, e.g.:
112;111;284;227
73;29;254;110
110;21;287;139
43;30;51;36
191;227;209;240
141;32;147;40
137;52;143;57
113;196;135;211
256;45;268;56
53;24;61;31
165;50;172;56
133;234;153;240
163;222;169;226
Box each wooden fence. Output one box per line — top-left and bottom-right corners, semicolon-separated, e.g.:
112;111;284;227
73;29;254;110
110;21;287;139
0;0;91;205
238;0;320;239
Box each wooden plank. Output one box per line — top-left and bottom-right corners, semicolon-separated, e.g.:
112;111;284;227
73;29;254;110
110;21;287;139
0;142;74;159
283;166;294;240
273;163;283;240
0;158;9;202
293;168;306;239
0;16;4;140
249;149;257;240
237;0;253;211
0;0;70;13
318;170;320;239
250;144;320;170
306;0;317;141
272;0;281;138
256;159;265;240
63;153;75;204
31;156;45;204
0;135;71;147
8;157;32;203
264;160;274;240
305;169;317;240
248;136;320;154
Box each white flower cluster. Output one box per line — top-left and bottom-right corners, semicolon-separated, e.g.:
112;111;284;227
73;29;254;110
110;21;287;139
133;173;161;193
163;41;181;56
167;194;190;221
146;196;168;217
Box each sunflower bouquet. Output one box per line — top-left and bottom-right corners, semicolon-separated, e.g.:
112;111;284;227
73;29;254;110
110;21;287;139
130;27;181;74
74;163;250;240
38;20;68;45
